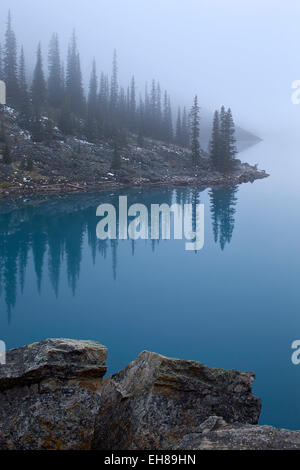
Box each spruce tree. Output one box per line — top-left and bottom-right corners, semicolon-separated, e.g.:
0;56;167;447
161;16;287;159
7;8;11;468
209;110;220;169
219;105;226;163
99;72;109;119
66;31;85;116
86;59;98;140
190;95;200;167
4;11;19;108
31;43;47;113
225;108;237;166
181;107;189;148
130;76;136;129
18;46;30;119
156;82;162;136
48;33;62;108
176;107;182;145
110;50;118;111
162;92;173;142
59;99;74;135
218;106;237;172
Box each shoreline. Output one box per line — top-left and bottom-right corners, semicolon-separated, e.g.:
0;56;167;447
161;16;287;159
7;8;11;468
0;166;269;199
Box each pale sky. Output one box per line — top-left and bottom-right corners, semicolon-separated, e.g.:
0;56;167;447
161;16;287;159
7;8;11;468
0;0;299;137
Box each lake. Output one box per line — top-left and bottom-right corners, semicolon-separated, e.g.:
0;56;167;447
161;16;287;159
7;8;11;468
0;137;299;430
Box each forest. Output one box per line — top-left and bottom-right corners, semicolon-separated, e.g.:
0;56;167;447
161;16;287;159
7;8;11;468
0;11;237;172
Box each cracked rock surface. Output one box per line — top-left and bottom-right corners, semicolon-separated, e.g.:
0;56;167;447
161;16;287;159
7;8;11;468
0;339;298;450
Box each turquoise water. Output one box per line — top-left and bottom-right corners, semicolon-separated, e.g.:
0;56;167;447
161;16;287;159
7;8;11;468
0;138;299;430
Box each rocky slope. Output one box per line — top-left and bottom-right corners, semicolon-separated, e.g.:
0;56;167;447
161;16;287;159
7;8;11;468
0;105;268;198
0;339;299;450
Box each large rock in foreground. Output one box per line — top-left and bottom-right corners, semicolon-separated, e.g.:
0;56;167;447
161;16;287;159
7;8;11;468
93;351;261;450
0;339;299;450
0;339;107;450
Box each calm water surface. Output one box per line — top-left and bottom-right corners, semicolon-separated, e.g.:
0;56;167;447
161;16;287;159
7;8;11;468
0;137;299;430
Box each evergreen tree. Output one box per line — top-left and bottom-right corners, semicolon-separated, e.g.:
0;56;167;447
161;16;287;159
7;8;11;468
176;107;182;145
99;72;109;119
225;108;237;166
86;59;98;140
4;11;19;108
209;110;220;169
216;106;237;172
110;50;118;111
61;61;65;94
181;107;189;148
66;31;85;116
190;95;200;167
31;43;47;112
48;33;62;108
149;80;162;137
18;46;30;119
88;59;98;113
129;76;136;129
59;99;74;135
162;91;173;142
137;96;145;145
219;105;226;160
156;82;162;131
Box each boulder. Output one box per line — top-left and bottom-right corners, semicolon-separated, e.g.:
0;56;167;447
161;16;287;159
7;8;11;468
0;339;107;450
175;416;300;450
92;350;261;450
0;339;299;450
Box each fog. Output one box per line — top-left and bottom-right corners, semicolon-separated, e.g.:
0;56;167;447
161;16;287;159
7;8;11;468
0;0;299;138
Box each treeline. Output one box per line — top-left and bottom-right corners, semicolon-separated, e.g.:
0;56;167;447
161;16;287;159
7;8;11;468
0;12;190;147
0;11;237;172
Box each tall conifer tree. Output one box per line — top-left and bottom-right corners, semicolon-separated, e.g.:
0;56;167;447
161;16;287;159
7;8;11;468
209;110;220;169
48;33;62;108
31;43;47;112
66;31;85;116
18;46;30;118
4;11;19;108
190;95;200;167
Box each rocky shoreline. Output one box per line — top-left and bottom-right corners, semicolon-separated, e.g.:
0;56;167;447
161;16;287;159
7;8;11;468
0;166;268;199
0;105;268;199
0;339;299;450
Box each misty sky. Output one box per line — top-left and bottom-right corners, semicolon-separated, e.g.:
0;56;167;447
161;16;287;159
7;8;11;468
0;0;300;137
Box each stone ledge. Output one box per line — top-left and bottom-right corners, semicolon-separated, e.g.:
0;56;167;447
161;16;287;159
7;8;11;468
0;339;298;450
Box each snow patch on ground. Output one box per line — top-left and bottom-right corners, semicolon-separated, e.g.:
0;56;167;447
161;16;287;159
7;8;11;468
74;138;95;146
